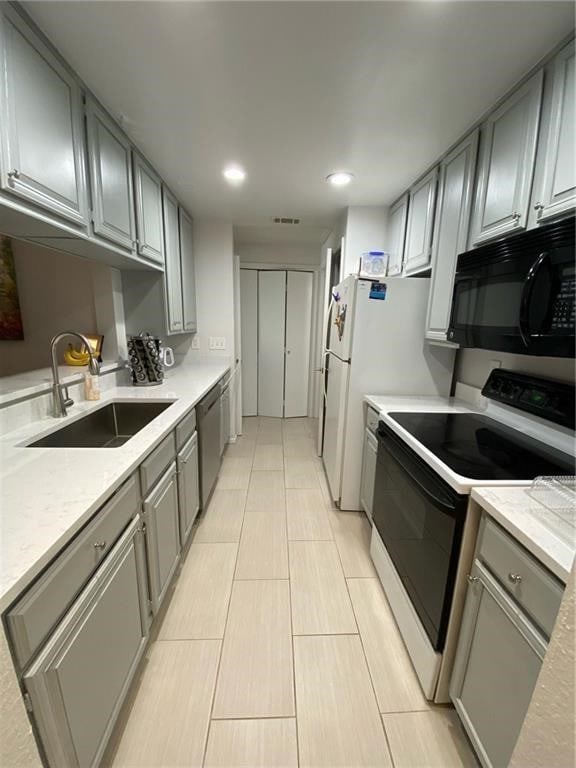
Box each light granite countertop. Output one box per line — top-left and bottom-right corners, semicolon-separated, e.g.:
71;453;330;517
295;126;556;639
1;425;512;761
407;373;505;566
472;486;575;584
0;360;230;612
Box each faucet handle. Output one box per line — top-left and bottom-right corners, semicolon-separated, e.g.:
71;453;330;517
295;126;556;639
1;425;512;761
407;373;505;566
62;385;74;409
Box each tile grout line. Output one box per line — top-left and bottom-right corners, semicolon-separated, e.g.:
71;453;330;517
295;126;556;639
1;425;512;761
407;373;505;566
200;453;250;767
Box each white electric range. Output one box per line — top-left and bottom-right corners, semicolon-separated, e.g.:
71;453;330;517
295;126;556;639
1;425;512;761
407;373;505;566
365;369;575;703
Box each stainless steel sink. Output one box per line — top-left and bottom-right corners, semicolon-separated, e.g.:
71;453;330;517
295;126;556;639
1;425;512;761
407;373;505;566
27;401;174;448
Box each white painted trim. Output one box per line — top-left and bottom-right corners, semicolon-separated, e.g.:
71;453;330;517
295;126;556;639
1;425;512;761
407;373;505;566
370;527;441;699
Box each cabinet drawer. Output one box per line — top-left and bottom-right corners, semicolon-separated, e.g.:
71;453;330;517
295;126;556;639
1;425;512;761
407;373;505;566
176;409;197;450
140;433;176;494
7;474;140;670
366;407;379;433
478;516;563;637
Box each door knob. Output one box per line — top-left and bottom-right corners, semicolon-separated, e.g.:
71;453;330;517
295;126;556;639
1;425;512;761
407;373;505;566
467;575;479;584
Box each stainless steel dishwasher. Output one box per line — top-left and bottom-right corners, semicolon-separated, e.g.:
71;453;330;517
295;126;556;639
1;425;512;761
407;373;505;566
196;383;222;509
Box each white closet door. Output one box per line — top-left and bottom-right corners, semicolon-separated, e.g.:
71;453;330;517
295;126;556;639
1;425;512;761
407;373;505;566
258;271;286;417
285;271;313;418
240;269;258;416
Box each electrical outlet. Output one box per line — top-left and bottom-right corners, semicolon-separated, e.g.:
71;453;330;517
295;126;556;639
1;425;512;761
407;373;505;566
209;336;226;350
190;335;200;350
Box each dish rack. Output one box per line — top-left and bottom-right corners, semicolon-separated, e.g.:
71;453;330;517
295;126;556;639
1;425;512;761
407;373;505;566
527;476;576;526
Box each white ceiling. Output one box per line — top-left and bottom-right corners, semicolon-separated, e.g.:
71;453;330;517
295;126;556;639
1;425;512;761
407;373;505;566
25;1;575;246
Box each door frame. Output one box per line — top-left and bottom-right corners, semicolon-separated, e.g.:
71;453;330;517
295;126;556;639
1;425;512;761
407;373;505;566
240;262;319;417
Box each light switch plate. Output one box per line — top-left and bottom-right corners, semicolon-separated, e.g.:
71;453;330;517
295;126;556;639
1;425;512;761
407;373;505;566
191;335;200;350
209;336;226;350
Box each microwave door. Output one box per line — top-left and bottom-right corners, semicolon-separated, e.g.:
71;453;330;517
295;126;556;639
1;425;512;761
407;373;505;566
519;252;552;346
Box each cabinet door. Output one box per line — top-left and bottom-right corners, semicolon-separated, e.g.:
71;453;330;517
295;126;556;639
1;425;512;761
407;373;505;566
179;208;197;332
471;71;543;245
162;187;184;333
0;7;87;226
360;429;377;521
450;561;546;768
425;131;479;343
86;97;135;251
24;518;148;768
404;168;438;275
143;462;181;613
133;152;164;265
177;432;200;547
387;195;408;276
535;41;575;222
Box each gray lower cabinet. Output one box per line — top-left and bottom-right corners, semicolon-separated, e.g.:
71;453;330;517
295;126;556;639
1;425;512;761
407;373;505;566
387;194;408;276
86;96;136;251
425;130;479;343
142;461;181;613
470;70;543;245
179;208;197;332
534;40;575;223
177;431;200;547
404;167;438;275
450;561;546;768
360;427;377;521
0;5;88;226
24;517;149;768
133;152;164;265
162;186;185;333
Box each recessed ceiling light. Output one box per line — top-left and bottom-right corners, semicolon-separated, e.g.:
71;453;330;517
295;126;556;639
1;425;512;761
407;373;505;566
326;171;354;187
223;165;246;184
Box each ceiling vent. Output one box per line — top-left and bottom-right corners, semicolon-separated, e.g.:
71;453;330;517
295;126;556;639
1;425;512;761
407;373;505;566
272;217;301;225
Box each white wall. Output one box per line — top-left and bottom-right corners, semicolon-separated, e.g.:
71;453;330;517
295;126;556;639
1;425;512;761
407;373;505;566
236;242;320;266
510;564;575;768
172;218;235;364
0;239;117;377
455;348;576;389
342;206;388;277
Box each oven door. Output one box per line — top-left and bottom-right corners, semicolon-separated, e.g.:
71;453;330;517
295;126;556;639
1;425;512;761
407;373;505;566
372;423;467;651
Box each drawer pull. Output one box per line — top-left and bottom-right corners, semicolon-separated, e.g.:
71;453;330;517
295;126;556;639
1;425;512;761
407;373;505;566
467;575;479;584
508;572;523;584
93;541;107;551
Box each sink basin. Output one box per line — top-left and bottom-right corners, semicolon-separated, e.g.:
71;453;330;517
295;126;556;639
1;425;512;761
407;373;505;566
27;401;174;448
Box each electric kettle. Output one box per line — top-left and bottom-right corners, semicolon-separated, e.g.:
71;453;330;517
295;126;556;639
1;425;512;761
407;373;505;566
127;332;174;386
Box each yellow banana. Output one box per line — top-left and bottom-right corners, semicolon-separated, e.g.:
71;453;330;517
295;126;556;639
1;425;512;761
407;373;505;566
64;344;90;366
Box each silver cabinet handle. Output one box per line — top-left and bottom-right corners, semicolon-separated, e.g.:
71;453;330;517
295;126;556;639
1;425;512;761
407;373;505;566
467;575;479;584
534;203;544;210
7;169;20;180
508;572;522;584
93;541;107;551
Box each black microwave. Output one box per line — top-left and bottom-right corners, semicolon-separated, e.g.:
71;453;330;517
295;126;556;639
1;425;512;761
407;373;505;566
448;217;575;357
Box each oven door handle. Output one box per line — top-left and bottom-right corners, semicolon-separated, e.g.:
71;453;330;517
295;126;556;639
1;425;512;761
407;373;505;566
519;251;549;346
378;430;459;517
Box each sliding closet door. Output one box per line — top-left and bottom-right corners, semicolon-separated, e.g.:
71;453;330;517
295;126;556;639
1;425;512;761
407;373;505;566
285;271;313;418
240;269;258;416
258;271;286;417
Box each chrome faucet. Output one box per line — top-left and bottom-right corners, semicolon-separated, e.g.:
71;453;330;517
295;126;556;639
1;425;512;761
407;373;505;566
50;331;100;417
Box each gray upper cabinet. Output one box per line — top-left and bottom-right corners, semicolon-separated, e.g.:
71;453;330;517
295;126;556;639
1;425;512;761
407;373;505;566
177;431;200;547
86;96;135;251
133;152;164;265
142;462;181;614
404;167;438;275
425;131;479;343
534;40;575;223
24;518;149;768
470;71;543;246
387;194;408;276
163;187;184;333
179;208;197;332
0;6;88;226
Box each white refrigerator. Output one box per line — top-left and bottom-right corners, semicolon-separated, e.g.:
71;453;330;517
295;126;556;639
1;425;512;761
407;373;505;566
322;275;455;510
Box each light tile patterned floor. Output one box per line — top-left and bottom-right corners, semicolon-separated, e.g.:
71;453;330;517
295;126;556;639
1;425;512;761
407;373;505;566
109;417;476;768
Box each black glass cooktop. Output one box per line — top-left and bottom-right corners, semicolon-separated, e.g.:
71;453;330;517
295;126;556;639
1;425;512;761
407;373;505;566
388;412;575;480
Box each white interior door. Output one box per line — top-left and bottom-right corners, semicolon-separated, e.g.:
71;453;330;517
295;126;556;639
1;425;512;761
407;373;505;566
240;269;258;416
258;271;286;417
284;271;313;418
317;248;333;455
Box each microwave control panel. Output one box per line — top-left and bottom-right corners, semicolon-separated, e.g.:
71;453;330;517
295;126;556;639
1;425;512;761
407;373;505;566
549;272;575;331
